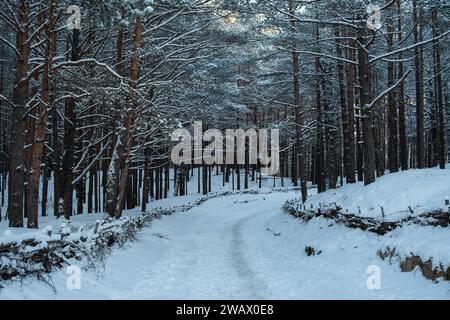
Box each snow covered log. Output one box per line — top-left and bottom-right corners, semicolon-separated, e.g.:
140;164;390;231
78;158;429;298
283;200;399;235
0;213;157;282
284;200;450;236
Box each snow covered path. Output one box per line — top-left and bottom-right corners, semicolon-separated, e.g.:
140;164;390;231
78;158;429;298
2;191;450;299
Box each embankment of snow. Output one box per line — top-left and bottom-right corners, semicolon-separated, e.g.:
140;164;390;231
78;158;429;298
304;168;450;220
286;168;450;283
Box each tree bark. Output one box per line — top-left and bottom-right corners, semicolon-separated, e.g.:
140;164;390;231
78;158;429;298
315;30;325;193
357;27;376;185
8;0;30;228
432;8;445;169
386;0;399;173
61;28;80;219
142;150;149;212
105;27;125;217
413;0;425;168
114;17;143;218
397;0;408;171
289;0;308;202
28;2;58;228
335;27;349;185
346;29;357;183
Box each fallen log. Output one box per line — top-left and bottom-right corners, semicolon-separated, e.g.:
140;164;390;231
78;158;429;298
283;200;450;235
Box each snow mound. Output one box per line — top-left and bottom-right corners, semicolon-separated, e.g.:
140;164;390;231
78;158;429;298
305;168;450;221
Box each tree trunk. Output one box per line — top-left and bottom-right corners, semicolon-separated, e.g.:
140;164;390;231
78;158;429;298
41;149;49;217
142;151;149;212
315;36;325;193
432;8;446;169
28;2;58;228
335;27;349;185
114;17;143;218
25;69;38;221
61;28;80;219
358;27;376;185
397;0;408;171
346;29;357;183
8;0;30;228
105;27;124;217
88;169;94;213
413;0;425;168
289;1;308;202
386;0;399;173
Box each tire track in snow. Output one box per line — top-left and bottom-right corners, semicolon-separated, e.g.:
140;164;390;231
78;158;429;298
231;215;267;299
127;196;271;299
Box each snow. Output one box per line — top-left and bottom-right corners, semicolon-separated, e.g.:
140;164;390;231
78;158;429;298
304;168;450;221
1;189;449;299
143;6;154;15
0;168;289;228
244;198;450;299
384;224;450;267
1;168;450;299
119;19;129;28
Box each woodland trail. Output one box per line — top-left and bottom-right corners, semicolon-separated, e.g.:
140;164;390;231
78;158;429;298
2;191;449;300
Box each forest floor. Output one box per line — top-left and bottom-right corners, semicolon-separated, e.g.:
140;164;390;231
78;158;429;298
1;169;450;299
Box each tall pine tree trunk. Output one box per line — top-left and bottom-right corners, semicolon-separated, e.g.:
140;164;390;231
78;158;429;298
358;27;376;185
387;0;399;173
61;28;80;219
289;0;308;202
105;26;125;217
397;0;408;171
413;0;425;168
335;27;349;185
28;2;58;228
114;17;143;218
432;8;445;169
346;29;357;183
315;31;325;193
8;0;30;228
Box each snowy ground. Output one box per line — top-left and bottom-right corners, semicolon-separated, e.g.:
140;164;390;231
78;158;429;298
304;168;450;221
1;168;450;299
0;169;288;221
0;171;289;242
2;188;450;299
